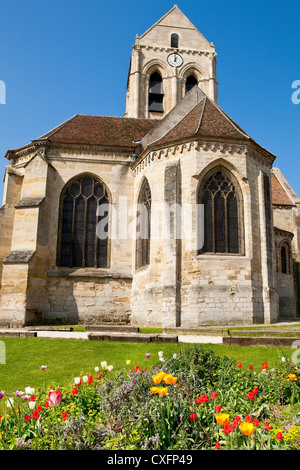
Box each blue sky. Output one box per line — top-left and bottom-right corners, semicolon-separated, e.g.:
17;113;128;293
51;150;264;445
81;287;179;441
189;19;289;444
0;0;300;199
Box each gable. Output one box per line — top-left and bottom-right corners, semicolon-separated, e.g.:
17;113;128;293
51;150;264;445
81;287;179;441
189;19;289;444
139;6;213;51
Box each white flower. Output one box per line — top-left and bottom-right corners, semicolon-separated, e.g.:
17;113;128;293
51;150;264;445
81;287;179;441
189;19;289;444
95;366;99;372
101;361;107;369
159;357;165;362
107;365;113;372
173;354;177;359
28;401;36;410
158;351;164;358
282;357;286;362
74;377;81;385
25;387;35;395
82;375;88;383
6;398;14;408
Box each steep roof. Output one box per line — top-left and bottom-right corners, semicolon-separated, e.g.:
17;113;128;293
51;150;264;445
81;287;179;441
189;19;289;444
151;96;251;147
271;169;299;206
142;91;275;164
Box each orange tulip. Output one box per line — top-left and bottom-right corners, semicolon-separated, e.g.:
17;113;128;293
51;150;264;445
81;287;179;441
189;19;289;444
215;413;230;426
239;422;255;436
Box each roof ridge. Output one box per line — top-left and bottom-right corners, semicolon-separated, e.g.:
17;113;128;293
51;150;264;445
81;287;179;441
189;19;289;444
147;95;206;147
195;96;207;134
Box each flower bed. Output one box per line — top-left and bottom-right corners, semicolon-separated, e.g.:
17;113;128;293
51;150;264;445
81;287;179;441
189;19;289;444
0;345;300;450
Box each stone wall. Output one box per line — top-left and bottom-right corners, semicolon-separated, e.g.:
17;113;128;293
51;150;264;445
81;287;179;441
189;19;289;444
131;140;278;327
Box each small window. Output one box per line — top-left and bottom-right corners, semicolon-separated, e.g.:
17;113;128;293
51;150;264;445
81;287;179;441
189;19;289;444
148;72;164;113
186;75;198;93
171;33;179;48
136;179;151;268
280;243;290;274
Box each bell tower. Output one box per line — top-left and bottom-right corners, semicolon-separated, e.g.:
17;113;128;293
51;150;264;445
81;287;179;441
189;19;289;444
125;5;218;119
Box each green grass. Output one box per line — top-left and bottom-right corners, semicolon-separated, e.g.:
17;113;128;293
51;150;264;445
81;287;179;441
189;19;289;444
0;337;296;396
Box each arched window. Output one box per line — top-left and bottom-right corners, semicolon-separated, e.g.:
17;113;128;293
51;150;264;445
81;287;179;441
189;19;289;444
57;174;109;268
280;243;290;274
171;33;179;48
148;72;164;113
198;169;244;254
186;75;198;93
136;179;151;268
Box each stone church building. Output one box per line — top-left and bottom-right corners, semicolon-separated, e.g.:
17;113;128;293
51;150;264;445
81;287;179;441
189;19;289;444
0;6;299;328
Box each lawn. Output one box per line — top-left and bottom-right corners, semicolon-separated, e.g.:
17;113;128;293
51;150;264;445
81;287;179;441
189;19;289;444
0;336;295;395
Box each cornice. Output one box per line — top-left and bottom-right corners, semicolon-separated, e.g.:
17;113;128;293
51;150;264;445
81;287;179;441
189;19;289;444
131;138;274;176
7;141;135;167
134;44;216;58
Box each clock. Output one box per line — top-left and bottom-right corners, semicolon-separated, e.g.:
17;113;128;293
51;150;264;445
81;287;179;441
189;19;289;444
167;53;183;67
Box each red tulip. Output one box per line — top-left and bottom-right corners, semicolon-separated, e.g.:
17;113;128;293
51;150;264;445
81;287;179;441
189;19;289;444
275;432;283;442
215;442;220;449
247;392;255;400
31;410;40;420
61;412;68;421
237;362;242;368
262;362;268;370
47;389;62;408
211;391;217;399
189;412;198;421
249;365;254;370
264;422;271;431
215;405;222;413
72;388;78;395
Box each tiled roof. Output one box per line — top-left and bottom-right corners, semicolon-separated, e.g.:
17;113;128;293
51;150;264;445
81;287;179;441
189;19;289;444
149;96;252;147
35;114;156;149
271;172;295;206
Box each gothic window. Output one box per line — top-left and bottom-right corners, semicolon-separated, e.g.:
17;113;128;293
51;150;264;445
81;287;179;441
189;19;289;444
171;33;179;48
148;72;164;113
198;169;244;254
57;174;109;268
186;75;198;93
136;179;151;269
280;242;290;274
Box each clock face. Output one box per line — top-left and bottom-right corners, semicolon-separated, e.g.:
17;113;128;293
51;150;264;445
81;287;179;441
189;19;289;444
167;53;183;67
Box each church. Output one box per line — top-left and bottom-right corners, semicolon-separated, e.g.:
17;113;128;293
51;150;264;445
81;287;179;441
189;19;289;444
0;5;299;328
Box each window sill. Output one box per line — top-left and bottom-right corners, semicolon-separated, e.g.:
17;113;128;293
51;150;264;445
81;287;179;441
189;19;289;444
47;268;132;280
196;254;248;261
134;263;150;273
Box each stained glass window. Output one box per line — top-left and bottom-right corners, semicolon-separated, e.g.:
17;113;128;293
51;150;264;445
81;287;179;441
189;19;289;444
57;175;109;268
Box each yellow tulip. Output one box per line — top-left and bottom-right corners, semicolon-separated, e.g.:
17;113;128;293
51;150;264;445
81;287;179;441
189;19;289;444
126;360;131;365
289;374;297;381
150;387;159;394
215;413;230;426
164;374;177;385
239;422;255;436
152;372;166;384
158;387;168;396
